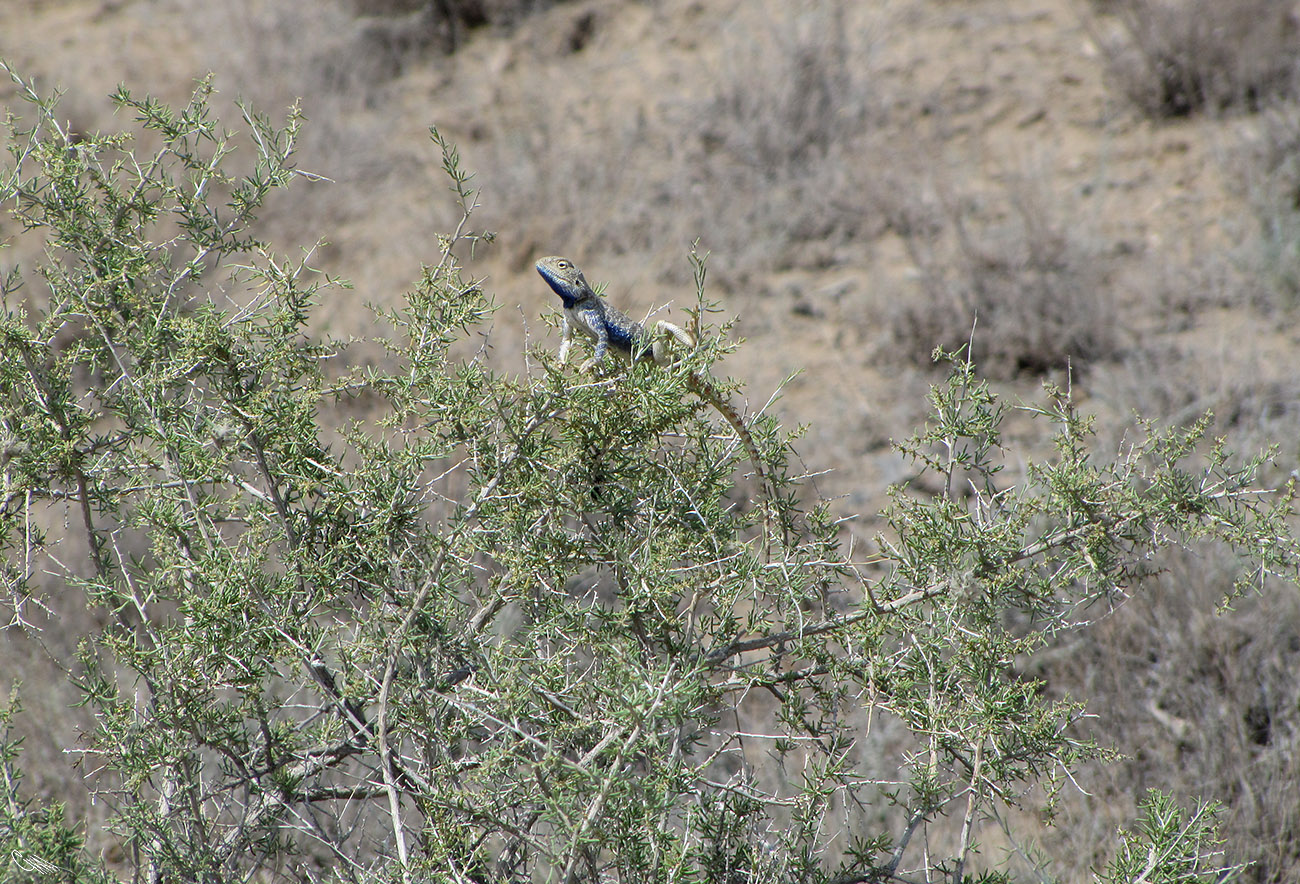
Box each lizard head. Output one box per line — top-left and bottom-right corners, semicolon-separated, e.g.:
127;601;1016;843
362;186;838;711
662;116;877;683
535;256;591;308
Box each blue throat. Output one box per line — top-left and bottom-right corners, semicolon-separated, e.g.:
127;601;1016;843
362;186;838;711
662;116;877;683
538;268;580;308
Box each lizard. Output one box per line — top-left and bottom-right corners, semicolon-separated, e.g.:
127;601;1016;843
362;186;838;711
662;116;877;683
535;255;774;527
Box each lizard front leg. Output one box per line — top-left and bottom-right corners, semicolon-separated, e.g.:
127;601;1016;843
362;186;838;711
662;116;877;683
558;314;574;365
577;306;611;373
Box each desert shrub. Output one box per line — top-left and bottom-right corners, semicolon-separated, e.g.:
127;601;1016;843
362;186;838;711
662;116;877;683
2;67;1297;884
0;695;115;884
887;176;1118;379
1092;0;1300;117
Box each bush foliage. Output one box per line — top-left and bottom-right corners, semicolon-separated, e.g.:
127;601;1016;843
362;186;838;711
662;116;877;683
1;70;1296;883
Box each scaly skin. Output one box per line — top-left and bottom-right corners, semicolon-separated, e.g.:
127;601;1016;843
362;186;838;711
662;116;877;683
535;256;773;523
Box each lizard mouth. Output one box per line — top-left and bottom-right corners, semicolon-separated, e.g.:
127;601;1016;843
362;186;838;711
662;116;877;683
535;262;559;289
535;262;578;306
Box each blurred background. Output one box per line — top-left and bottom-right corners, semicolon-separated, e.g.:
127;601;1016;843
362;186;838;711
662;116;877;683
2;0;1299;879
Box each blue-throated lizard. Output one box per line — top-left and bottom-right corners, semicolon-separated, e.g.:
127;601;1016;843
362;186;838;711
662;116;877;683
535;256;772;516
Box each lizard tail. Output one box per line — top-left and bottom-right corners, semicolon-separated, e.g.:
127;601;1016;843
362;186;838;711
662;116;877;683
685;373;773;512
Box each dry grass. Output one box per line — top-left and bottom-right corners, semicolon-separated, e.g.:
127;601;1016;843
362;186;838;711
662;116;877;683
1033;546;1300;883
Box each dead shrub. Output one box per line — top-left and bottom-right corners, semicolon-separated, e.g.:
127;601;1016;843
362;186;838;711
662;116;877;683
887;177;1119;379
1233;101;1300;307
1092;0;1300;117
348;0;566;51
486;1;885;280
